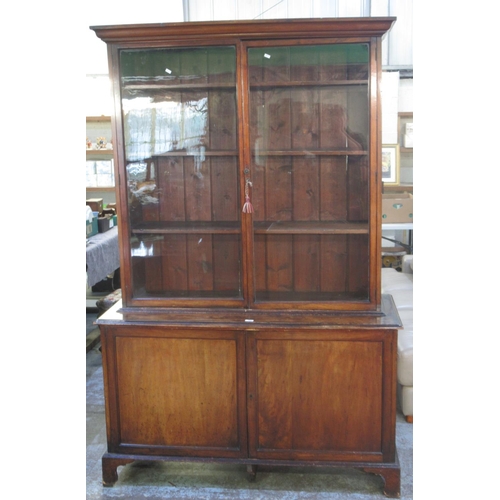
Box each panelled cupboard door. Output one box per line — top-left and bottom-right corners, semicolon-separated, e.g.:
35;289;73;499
246;330;396;462
102;326;248;458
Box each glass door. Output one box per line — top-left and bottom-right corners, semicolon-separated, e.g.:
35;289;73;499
246;43;371;306
119;46;243;302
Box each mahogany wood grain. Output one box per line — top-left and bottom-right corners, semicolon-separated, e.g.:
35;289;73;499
91;18;396;43
247;332;387;460
363;461;401;498
102;325;248;457
116;336;237;447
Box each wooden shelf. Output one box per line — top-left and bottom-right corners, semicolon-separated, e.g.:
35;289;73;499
255;290;367;302
254;221;369;234
145;149;367;158
123;80;367;90
131;221;368;236
152;150;237;157
134;289;242;299
87;149;113;156
250;80;368;89
132;221;241;235
86;116;111;122
122;80;367;92
123;82;236;91
253;150;367;156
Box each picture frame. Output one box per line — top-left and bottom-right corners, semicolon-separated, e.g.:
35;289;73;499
381;145;399;185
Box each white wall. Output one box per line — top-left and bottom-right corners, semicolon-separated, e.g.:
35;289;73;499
85;0;413;117
85;1;185;76
184;0;412;68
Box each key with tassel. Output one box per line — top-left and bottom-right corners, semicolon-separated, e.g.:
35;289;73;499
242;178;254;213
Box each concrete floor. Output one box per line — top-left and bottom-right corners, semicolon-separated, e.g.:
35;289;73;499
86;312;413;499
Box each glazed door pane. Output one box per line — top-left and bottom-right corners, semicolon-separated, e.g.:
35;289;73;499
119;46;243;300
248;44;370;303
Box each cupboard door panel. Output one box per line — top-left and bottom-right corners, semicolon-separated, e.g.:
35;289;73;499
112;330;246;457
248;334;384;461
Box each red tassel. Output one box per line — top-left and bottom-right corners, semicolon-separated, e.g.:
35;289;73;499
242;179;254;213
242;196;254;213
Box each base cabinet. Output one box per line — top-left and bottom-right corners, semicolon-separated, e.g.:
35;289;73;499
99;315;400;497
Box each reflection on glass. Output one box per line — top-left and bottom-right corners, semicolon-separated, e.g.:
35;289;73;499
248;43;370;302
121;46;236;161
122;96;210;161
130;233;242;298
248;44;369;84
119;46;242;300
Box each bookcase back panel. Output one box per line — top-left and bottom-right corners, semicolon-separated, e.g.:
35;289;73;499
132;233;242;298
253;233;368;301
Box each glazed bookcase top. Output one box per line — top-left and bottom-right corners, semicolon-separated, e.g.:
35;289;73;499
91;17;395;316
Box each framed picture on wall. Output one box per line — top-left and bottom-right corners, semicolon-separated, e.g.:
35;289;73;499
381;145;399;185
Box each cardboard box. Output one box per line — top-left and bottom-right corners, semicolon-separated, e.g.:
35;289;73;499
382;193;413;223
87;198;103;213
107;202;118;215
86;217;98;238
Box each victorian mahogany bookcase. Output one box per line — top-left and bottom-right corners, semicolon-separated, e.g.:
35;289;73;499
92;17;401;497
